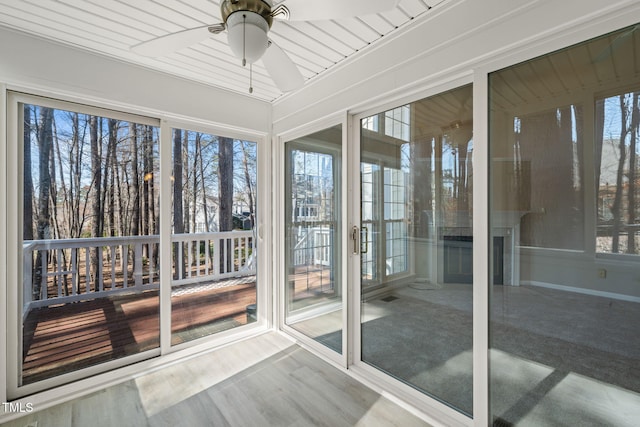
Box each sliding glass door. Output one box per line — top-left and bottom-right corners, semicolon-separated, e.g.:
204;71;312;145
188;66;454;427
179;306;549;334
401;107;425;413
488;23;640;426
283;124;343;355
358;85;474;416
7;92;265;398
13;95;161;390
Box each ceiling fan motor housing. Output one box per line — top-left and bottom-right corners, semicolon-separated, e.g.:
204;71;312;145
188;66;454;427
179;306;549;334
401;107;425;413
221;0;274;27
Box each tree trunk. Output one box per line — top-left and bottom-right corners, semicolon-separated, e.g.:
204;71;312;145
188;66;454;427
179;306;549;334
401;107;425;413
107;119;118;239
182;131;191;233
24;105;34;241
198;134;210;233
192;133;199;236
129;123;140;282
611;95;629;253
130;124;140;236
218;136;234;272
240;141;255;229
34;107;54;300
145;126;159;270
50;114;71;295
595;100;606;193
143;125;151;259
628;92;638;254
173;129;185;279
90;116;102;287
219;136;234;231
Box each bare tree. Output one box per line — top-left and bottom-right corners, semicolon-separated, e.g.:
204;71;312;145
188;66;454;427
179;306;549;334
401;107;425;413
130;124;140;237
105;119;118;238
218;136;234;272
611;95;630;253
218;136;234;231
240;140;255;229
89;116;102;287
628;92;639;254
34;107;54;300
173;128;185;279
143;125;158;268
198;133;211;233
24;105;34;241
191;133;199;236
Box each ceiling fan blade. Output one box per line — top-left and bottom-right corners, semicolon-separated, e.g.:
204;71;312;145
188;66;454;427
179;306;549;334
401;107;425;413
131;25;219;57
278;0;399;21
262;41;304;92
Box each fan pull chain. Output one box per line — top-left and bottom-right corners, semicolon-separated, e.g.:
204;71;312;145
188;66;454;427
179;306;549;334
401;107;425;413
242;13;247;67
249;64;254;94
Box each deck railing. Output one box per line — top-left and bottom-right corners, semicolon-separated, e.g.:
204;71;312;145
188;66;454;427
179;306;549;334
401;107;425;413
22;231;256;313
292;224;334;267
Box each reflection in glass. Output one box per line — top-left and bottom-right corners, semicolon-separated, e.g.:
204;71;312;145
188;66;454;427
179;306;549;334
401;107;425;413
171;130;258;345
284;125;343;354
489;24;640;426
20;105;160;385
360;86;474;415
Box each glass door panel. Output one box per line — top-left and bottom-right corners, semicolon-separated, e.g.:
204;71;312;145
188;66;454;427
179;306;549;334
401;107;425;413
284;125;343;354
170;129;258;345
489;24;640;426
19;101;160;387
359;86;474;416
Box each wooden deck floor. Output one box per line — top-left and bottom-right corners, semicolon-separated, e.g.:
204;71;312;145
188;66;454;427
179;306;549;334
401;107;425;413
22;281;256;385
21;265;332;386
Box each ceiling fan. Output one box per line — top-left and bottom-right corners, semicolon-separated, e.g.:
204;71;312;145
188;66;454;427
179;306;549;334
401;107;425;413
130;0;400;94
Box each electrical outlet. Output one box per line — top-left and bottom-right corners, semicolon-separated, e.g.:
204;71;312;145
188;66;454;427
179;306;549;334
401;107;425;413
598;268;607;279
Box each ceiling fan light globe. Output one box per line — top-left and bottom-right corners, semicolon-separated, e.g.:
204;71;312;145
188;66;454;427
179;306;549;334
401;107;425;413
226;11;269;64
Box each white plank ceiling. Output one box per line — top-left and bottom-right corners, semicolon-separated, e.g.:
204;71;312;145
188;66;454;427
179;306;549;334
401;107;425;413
0;0;448;102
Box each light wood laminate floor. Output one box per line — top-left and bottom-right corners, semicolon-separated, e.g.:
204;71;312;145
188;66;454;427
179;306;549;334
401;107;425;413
2;332;431;427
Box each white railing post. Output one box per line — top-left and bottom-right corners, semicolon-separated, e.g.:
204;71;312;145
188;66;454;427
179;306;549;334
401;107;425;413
122;245;129;289
187;240;193;279
40;251;47;301
71;247;78;295
84;247;91;293
97;246;104;292
110;245;116;290
23;244;33;312
213;235;221;278
134;242;143;288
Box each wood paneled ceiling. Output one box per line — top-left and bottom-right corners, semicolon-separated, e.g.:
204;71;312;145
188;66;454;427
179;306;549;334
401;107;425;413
0;0;447;102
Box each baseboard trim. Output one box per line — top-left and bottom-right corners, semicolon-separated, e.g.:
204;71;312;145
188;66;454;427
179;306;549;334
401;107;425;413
523;280;640;303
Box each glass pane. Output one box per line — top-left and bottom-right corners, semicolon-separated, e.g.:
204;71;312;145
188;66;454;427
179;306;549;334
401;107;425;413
20;104;160;386
360;85;473;415
596;95;640;255
489;23;640;426
170;130;258;345
284;125;343;354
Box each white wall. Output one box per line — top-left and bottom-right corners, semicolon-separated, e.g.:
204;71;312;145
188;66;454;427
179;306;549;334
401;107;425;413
0;26;271;133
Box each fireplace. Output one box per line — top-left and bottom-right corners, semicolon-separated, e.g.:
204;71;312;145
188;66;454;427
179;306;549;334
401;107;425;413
442;235;504;284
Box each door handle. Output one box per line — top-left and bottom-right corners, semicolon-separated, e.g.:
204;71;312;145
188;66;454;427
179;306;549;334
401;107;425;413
352;226;359;255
